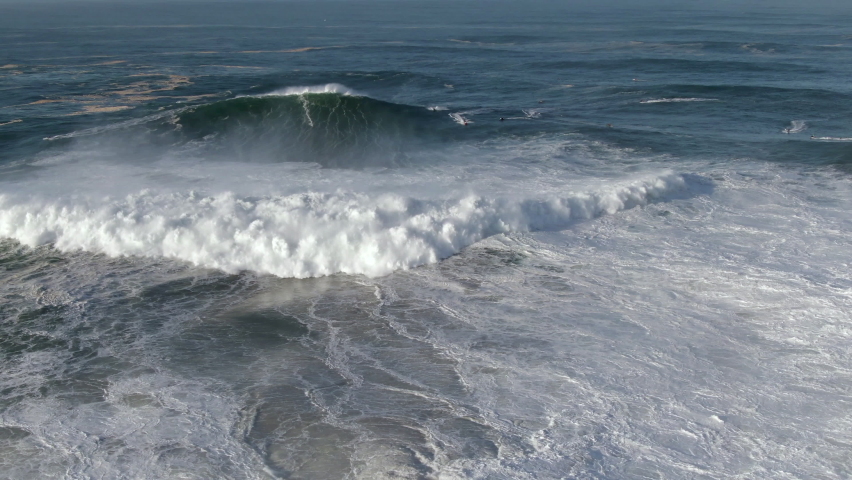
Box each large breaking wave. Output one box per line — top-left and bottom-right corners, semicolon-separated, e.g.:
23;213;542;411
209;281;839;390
163;84;451;167
0;173;687;278
43;84;457;168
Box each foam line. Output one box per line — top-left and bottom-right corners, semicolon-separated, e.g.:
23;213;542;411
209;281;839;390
640;98;719;104
811;136;852;141
0;173;686;278
258;83;362;97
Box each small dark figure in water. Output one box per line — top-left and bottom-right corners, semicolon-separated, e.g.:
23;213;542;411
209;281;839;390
538;100;545;104
500;117;504;121
784;128;790;134
464;122;468;126
606;123;613;128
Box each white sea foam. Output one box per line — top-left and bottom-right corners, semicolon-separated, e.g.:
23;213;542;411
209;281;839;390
640;97;719;104
811;136;852;141
449;112;472;125
0;173;686;278
0;370;269;479
449;108;495;124
260;83;362;97
784;120;807;133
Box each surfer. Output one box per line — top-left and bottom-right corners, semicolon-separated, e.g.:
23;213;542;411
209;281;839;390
500;117;504;121
784;128;790;134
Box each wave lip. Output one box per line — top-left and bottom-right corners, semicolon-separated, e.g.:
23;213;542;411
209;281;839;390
640;97;719;104
257;83;363;97
0;172;688;278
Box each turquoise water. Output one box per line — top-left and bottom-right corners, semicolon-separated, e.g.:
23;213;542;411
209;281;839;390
1;2;851;478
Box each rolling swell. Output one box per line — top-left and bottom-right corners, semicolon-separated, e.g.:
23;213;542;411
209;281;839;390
169;86;451;168
527;58;826;75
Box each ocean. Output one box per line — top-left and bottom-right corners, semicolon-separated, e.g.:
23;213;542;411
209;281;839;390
1;1;851;478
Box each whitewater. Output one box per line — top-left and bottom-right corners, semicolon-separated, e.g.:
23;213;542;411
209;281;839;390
0;164;687;278
1;1;852;479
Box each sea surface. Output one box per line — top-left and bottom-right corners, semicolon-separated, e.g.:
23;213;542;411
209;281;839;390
1;1;851;478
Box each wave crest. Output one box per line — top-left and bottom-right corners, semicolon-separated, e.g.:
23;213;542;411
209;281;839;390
0;173;688;278
784;120;807;134
256;83;363;97
640;97;719;104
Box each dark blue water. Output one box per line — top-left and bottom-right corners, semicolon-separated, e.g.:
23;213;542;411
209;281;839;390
1;2;851;478
3;1;852;166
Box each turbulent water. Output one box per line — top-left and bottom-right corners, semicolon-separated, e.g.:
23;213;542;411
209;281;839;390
1;1;852;478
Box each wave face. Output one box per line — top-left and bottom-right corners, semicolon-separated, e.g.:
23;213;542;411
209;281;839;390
0;173;686;278
164;86;448;167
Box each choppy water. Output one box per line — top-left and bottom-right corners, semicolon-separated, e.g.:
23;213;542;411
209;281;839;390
1;1;852;478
